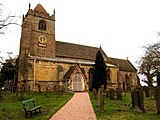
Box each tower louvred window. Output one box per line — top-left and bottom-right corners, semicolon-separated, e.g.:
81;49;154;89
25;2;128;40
38;20;46;31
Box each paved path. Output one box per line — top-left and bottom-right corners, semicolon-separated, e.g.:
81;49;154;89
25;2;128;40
50;92;97;120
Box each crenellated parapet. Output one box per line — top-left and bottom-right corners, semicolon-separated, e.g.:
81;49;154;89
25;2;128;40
26;3;55;20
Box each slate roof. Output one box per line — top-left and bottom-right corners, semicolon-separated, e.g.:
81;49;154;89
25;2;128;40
110;57;137;72
55;41;137;72
55;41;110;62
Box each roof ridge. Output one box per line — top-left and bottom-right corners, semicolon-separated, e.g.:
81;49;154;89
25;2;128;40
56;41;99;49
109;57;127;61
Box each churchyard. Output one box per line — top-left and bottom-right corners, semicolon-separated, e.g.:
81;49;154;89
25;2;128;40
90;88;160;120
0;91;73;120
1;88;160;120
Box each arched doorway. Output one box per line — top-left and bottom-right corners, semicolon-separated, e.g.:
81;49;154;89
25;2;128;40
72;73;84;91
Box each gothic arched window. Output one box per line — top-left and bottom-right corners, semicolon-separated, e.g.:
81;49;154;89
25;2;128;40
125;74;129;83
129;74;132;84
38;19;46;31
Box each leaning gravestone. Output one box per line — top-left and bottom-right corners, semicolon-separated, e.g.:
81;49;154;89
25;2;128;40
131;87;145;113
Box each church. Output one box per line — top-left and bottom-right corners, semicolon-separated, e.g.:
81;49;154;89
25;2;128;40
18;4;139;92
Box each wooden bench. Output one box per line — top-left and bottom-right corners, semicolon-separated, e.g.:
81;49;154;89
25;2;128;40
22;99;42;117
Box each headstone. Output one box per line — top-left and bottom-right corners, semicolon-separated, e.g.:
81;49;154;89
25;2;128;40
137;87;145;112
131;87;145;113
99;85;105;113
116;88;122;100
131;89;138;108
149;87;155;99
155;87;160;114
106;89;109;97
143;86;150;98
98;88;101;106
109;88;115;99
93;88;97;99
38;84;41;92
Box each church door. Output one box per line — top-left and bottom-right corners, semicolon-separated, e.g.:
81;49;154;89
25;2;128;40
72;73;84;91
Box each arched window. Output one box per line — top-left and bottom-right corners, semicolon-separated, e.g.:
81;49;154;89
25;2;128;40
125;74;131;91
129;74;132;84
125;74;129;83
38;19;46;31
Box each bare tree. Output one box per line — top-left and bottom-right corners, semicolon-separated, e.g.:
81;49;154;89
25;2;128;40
138;41;160;87
0;3;20;34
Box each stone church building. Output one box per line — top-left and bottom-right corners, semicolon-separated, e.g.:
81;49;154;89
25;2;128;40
18;4;139;92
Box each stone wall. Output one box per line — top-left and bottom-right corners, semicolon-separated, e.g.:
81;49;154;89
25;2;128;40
27;59;92;91
19;57;138;92
18;9;55;82
119;71;137;90
108;67;118;88
27;14;55;58
28;80;61;91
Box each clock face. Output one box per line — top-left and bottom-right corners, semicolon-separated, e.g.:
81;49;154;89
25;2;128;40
38;35;47;47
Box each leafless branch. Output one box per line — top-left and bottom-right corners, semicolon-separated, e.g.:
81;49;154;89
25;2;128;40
138;41;160;86
0;3;21;34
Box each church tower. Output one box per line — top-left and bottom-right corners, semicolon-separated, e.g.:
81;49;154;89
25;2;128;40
19;3;55;57
18;3;55;82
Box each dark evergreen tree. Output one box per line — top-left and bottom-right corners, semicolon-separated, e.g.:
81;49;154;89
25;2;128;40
157;73;160;87
92;50;107;92
0;57;17;89
1;62;16;80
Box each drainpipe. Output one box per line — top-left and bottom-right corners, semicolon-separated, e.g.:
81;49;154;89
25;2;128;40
33;59;36;91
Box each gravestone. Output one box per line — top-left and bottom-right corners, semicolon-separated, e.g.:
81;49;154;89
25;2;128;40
99;85;105;113
93;88;97;99
155;87;160;114
143;86;150;98
131;87;145;113
109;88;115;100
149;87;155;99
106;89;109;97
116;88;122;100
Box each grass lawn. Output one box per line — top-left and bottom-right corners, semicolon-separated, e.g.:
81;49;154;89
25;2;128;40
0;91;74;120
90;92;160;120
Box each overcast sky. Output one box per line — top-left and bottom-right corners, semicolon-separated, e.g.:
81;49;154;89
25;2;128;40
0;0;160;67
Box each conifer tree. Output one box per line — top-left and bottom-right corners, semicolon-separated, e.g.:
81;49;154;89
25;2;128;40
157;74;160;87
92;50;107;92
